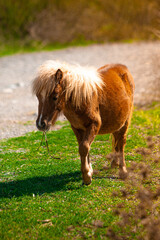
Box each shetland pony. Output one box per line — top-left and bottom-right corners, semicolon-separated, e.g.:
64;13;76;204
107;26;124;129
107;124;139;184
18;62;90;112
32;61;134;185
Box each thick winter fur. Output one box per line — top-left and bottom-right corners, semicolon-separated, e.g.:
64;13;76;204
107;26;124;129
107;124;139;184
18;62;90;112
33;61;135;185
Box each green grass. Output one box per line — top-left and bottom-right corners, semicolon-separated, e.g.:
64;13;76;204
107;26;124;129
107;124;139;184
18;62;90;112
0;105;160;239
0;39;96;58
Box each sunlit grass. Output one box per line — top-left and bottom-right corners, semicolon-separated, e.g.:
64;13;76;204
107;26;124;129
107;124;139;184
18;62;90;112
0;104;160;239
0;39;96;58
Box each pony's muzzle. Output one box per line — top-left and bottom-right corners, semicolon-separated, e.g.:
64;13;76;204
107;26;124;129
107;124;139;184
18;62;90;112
36;119;48;131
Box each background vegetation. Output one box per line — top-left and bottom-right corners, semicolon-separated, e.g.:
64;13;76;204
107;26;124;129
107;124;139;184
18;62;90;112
0;0;159;55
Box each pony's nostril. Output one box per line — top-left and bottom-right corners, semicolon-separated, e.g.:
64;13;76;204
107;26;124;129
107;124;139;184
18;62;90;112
36;119;46;130
41;121;45;128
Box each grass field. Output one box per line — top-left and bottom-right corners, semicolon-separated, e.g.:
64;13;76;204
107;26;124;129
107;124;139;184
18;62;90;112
0;104;160;239
0;39;95;58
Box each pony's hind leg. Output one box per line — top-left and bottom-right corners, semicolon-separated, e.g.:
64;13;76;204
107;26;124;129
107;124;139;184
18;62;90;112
112;119;129;178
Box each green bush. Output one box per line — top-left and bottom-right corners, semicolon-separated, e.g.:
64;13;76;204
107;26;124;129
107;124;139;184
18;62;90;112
0;0;159;43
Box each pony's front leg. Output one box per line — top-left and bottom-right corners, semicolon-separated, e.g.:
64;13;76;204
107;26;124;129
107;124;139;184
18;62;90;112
79;141;93;185
79;123;100;185
71;125;93;184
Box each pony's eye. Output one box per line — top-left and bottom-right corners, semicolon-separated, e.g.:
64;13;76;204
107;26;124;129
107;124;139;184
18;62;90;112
52;92;58;101
53;96;58;101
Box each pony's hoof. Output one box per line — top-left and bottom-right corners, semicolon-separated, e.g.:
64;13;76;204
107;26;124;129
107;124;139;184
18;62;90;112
111;159;119;168
82;167;93;185
119;168;128;180
82;180;92;186
82;174;92;185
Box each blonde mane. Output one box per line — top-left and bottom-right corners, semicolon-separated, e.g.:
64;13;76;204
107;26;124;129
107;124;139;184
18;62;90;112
32;60;103;107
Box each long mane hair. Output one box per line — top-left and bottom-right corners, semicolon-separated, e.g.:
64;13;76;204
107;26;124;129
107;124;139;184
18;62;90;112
32;60;103;107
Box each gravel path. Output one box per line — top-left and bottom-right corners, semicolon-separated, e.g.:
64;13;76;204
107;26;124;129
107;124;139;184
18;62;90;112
0;42;160;139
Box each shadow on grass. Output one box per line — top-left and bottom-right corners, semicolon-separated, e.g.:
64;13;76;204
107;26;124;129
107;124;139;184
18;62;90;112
0;171;81;198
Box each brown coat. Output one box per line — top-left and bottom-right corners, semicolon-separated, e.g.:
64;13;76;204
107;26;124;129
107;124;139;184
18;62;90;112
33;62;134;185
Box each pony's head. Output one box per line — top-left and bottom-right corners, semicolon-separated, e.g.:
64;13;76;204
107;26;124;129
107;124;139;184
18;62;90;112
32;63;64;131
33;60;103;131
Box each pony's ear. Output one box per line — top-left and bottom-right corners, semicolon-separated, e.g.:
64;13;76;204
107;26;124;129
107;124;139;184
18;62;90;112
55;69;63;84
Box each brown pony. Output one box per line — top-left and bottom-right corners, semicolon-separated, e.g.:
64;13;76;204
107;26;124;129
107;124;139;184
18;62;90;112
32;61;134;185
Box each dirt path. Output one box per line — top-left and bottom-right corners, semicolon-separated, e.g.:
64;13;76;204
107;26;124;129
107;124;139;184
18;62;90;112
0;42;160;139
